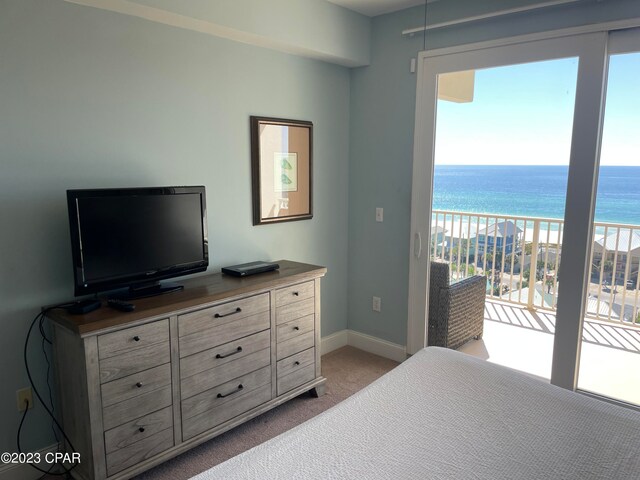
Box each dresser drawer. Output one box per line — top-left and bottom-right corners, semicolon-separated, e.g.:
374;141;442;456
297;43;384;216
182;365;271;422
277;330;314;361
179;311;270;358
181;347;271;400
98;319;169;360
182;383;272;441
277;347;315;379
104;406;173;454
103;384;172;431
99;341;170;384
275;281;314;307
101;363;171;408
276;297;315;325
180;330;270;380
106;426;174;477
277;362;315;396
178;293;270;338
277;315;314;345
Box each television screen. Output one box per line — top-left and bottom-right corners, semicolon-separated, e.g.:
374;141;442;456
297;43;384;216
67;186;208;297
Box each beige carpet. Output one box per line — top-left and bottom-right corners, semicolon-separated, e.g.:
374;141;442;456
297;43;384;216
134;346;399;479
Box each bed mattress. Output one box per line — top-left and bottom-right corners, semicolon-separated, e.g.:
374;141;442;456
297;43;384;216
193;347;640;479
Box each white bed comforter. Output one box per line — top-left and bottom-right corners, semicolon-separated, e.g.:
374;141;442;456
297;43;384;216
193;347;640;479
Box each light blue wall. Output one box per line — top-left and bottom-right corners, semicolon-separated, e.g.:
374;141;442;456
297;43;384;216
0;0;350;452
347;9;421;345
347;0;640;346
129;0;371;66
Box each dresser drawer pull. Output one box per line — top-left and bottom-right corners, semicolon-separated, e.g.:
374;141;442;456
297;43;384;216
293;326;300;331
294;361;300;366
215;346;243;359
133;336;140;342
135;382;143;388
138;427;145;433
217;384;244;399
214;307;242;318
293;292;299;296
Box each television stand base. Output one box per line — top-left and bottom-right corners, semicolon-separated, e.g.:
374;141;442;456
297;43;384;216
118;281;184;300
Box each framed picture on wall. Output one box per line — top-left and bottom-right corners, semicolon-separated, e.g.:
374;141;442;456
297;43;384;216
250;116;313;225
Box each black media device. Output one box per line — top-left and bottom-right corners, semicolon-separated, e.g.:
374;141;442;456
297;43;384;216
66;299;102;315
67;186;209;299
222;261;279;277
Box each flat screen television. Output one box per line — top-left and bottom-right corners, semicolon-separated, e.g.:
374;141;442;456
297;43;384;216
67;186;208;299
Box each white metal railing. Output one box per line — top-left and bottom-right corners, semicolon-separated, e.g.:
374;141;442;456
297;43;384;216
431;210;640;328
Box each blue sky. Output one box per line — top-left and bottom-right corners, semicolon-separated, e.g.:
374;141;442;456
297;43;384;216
434;53;640;166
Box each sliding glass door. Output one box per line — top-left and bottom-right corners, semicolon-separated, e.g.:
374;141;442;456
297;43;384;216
408;31;625;400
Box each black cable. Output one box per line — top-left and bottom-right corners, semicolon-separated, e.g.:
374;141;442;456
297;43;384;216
16;399;58;478
38;313;52;344
40;316;60;445
18;306;79;476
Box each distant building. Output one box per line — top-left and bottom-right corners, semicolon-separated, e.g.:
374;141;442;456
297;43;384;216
476;220;522;257
592;229;640;285
431;218;477;259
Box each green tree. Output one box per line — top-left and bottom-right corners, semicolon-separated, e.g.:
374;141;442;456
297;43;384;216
600;260;614;285
524;267;543;282
545;277;554;294
493;251;503;271
505;253;519;267
485;253;493;265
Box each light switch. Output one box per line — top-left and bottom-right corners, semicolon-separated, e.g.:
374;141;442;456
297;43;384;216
376;208;383;222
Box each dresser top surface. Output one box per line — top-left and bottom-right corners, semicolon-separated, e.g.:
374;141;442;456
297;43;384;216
47;260;326;336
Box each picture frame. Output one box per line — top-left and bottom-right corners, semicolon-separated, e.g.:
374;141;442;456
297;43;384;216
250;116;313;225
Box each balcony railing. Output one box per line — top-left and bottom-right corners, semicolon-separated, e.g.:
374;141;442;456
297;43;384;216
431;210;640;329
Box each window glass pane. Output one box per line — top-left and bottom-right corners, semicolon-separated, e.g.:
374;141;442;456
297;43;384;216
578;52;640;406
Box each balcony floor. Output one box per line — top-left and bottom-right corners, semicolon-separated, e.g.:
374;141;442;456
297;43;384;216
457;298;640;406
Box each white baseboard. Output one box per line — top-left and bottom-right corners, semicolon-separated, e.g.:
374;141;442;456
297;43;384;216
321;329;348;355
0;444;59;480
346;330;407;362
321;329;407;363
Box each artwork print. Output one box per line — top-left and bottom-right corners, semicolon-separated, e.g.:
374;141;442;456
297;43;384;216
250;116;313;225
274;153;298;192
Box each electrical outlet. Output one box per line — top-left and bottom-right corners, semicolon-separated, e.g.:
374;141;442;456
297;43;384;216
372;296;381;312
17;387;33;412
375;208;384;222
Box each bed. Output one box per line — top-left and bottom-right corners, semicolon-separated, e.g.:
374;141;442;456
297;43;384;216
193;347;640;479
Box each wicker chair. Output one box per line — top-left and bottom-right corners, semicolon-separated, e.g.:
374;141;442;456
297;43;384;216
427;261;486;350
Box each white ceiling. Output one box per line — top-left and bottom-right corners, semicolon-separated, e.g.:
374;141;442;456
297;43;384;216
327;0;428;17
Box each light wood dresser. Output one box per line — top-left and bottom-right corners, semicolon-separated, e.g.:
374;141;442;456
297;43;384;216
47;260;327;480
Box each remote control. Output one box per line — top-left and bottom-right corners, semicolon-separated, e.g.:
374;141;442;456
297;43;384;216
107;298;136;312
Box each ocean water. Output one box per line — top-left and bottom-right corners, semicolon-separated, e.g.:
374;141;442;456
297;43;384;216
433;165;640;225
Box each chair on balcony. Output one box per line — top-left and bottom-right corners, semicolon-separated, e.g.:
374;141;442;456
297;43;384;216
428;260;486;350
